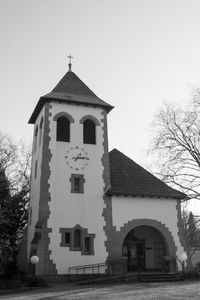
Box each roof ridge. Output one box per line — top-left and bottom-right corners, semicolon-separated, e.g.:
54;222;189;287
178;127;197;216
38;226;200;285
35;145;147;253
52;71;98;97
51;71;70;92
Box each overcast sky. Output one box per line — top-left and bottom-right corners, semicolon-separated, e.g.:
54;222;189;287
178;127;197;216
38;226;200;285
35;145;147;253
1;0;200;213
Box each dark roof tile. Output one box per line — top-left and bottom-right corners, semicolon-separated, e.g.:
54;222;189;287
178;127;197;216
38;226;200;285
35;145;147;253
29;71;114;124
109;148;186;199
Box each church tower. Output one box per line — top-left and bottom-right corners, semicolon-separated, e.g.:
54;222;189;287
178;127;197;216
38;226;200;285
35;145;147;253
27;60;114;276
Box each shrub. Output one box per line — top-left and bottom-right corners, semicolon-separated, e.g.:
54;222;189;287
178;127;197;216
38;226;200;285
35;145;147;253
23;275;47;287
194;262;200;276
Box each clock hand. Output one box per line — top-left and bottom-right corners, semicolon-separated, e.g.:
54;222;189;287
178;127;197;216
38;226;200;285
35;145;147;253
72;153;82;161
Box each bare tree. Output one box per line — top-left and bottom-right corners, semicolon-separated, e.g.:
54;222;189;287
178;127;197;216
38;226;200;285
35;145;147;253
0;132;31;277
182;209;200;269
0;132;31;195
149;99;200;201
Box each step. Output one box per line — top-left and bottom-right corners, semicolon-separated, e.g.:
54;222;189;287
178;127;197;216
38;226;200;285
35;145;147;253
77;273;138;285
139;273;183;282
77;272;183;285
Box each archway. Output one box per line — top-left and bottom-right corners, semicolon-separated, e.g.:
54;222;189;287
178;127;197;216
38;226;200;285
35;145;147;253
122;225;167;272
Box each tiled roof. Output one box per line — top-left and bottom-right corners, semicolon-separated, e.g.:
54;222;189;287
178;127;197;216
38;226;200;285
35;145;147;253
109;148;186;199
29;70;114;124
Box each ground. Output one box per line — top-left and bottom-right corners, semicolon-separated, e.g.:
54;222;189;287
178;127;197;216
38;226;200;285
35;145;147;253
0;281;200;300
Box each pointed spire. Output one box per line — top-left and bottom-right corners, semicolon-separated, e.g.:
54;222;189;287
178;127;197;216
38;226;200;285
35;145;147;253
67;54;74;71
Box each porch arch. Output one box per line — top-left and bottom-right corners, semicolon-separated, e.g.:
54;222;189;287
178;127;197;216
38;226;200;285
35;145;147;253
107;218;177;263
119;219;177;258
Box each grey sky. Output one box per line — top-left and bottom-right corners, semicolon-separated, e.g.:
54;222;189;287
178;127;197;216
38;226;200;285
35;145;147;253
1;0;200;212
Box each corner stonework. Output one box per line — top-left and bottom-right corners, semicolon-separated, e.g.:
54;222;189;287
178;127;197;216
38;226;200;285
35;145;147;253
30;102;57;275
101;109;114;263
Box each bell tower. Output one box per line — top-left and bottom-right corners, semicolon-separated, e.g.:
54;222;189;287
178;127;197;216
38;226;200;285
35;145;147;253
27;60;114;276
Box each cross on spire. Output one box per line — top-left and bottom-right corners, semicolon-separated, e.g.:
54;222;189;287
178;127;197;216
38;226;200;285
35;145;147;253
67;54;74;71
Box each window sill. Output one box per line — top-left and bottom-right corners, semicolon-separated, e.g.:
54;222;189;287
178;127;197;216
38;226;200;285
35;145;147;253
60;243;70;247
82;251;94;256
74;247;81;251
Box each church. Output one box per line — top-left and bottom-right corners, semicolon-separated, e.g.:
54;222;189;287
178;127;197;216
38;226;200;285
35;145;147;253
26;59;187;279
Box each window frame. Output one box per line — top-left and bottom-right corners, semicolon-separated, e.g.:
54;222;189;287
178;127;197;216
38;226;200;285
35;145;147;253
35;160;38;179
64;232;71;246
70;174;85;194
60;225;95;255
39;116;43;146
79;115;100;145
53;112;75;143
56;116;70;142
74;229;81;250
34;125;38;152
83;119;96;144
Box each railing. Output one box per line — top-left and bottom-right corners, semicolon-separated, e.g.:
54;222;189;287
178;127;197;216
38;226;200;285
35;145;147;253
68;256;179;283
68;262;107;282
68;259;140;282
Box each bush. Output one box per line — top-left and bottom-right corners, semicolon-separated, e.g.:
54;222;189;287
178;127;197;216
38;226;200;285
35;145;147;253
194;262;200;276
2;259;18;279
0;279;23;290
184;262;200;279
23;275;47;287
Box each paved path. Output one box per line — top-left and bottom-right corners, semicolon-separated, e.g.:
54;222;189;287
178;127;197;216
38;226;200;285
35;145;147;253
0;281;200;300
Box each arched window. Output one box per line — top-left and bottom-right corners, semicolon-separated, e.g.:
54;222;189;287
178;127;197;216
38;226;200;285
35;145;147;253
39;117;43;146
83;119;96;144
74;229;81;249
34;125;38;152
53;112;74;143
56;116;70;142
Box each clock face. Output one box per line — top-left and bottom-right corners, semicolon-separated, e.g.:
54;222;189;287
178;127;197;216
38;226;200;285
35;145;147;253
65;146;89;171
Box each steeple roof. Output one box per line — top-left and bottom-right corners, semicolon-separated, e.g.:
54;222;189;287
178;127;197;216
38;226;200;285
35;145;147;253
109;149;186;200
29;70;114;124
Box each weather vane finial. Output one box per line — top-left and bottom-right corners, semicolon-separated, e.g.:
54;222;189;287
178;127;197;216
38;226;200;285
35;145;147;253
67;54;74;71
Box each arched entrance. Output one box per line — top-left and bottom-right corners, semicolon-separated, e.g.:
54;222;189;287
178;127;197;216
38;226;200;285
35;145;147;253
122;226;167;272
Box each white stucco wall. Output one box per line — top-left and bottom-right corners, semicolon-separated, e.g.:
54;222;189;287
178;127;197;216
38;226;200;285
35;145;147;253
112;196;185;263
27;106;45;258
48;102;108;274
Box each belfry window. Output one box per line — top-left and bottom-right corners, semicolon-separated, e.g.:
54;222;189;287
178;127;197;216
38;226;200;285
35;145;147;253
56;116;70;142
83;119;96;144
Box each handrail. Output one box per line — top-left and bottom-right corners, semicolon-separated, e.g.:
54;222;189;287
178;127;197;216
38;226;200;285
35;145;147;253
68;260;128;282
69;262;106;272
68;262;108;282
68;256;180;283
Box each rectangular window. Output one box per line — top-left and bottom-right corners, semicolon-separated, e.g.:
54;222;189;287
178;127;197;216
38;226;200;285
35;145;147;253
74;229;81;249
70;174;85;193
85;237;90;253
74;178;80;193
65;232;70;245
60;228;72;247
